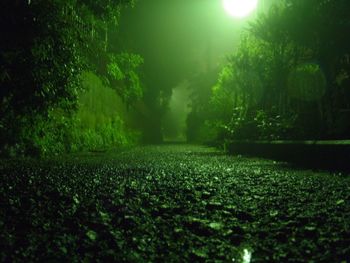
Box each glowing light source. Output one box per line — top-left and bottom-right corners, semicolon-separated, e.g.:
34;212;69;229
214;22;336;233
223;0;258;18
242;248;252;263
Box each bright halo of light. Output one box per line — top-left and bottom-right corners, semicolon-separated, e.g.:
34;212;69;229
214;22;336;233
223;0;258;18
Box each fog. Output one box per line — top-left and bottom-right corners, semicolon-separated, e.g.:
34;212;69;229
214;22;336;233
118;0;246;140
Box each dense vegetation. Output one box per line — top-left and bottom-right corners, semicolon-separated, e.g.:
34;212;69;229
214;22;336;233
1;2;349;261
187;0;350;144
0;0;143;156
2;0;350;154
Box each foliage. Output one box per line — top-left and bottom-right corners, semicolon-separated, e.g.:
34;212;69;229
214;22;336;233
186;69;220;143
72;72;141;152
1;108;75;157
107;52;144;107
203;1;350;143
202;30;298;142
222;108;298;141
72;115;137;151
0;0;143;156
287;63;327;101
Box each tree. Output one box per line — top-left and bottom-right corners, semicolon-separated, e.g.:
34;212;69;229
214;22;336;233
0;0;138;155
207;0;350;142
251;0;350;137
106;52;144;108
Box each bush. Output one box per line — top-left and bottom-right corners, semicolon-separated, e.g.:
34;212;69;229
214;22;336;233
71;115;140;151
223;108;299;141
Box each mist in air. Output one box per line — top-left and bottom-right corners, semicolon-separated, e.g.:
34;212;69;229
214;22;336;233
118;0;244;141
1;0;350;261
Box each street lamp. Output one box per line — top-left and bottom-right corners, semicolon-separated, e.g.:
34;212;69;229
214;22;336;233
222;0;258;18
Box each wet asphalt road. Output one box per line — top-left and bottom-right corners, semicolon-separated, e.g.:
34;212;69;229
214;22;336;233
0;144;349;262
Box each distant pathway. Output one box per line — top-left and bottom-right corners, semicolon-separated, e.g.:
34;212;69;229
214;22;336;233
1;145;349;262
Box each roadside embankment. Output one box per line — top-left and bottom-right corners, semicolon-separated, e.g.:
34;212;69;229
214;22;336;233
226;140;350;171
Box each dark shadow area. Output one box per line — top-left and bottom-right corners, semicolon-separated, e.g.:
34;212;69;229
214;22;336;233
228;141;350;173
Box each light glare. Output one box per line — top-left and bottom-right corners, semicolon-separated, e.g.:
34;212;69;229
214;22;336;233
223;0;258;18
242;248;252;263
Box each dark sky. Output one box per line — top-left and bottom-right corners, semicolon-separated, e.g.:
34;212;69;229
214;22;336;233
118;0;248;91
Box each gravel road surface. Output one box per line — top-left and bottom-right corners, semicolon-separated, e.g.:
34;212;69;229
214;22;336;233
1;145;349;262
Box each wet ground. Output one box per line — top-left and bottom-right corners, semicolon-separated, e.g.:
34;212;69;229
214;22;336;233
0;145;349;262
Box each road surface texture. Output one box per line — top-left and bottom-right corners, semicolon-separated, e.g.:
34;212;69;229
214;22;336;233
0;145;349;262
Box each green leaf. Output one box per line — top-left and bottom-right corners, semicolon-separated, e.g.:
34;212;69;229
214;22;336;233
192;248;208;258
209;222;224;231
86;230;97;241
269;210;279;217
99;211;111;223
305;226;316;231
73;195;79;205
336;199;345;205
